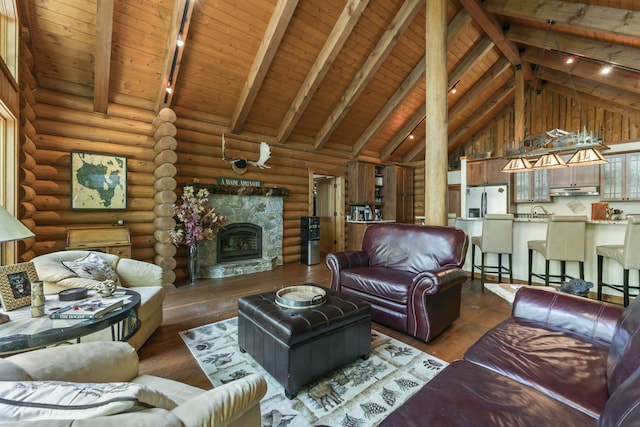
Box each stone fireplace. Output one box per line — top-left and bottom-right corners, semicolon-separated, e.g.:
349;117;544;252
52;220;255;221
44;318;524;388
217;223;262;263
196;185;288;278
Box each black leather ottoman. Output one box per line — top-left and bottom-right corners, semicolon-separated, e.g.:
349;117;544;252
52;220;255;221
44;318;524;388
237;286;371;398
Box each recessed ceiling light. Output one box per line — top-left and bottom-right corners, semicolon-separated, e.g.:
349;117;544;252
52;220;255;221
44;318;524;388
601;64;612;74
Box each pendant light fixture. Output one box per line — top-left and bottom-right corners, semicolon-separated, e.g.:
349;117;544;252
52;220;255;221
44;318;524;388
502;21;608;173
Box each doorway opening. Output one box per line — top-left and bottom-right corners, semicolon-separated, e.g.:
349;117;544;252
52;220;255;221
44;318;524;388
311;171;345;256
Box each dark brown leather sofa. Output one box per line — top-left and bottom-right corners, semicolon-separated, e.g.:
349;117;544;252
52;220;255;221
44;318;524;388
326;223;469;342
380;287;640;427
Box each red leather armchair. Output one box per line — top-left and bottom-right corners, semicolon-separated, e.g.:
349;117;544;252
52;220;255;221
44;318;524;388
326;223;469;342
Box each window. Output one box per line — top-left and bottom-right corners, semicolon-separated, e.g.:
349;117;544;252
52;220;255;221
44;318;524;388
0;0;17;80
0;0;19;264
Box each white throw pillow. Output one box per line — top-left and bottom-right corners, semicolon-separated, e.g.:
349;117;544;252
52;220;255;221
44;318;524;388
62;252;120;285
0;381;177;422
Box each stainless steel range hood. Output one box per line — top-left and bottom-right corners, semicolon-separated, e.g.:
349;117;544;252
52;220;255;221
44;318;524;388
549;186;599;197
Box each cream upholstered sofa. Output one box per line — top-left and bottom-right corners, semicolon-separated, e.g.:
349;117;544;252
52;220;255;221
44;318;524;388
32;250;165;350
0;341;267;426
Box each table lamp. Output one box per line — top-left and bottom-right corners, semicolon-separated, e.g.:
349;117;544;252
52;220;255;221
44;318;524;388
0;206;35;245
0;205;35;322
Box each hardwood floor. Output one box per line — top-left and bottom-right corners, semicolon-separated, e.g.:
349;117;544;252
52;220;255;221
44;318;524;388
138;260;512;389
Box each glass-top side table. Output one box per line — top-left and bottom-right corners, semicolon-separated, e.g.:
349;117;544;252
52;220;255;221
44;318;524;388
0;288;140;355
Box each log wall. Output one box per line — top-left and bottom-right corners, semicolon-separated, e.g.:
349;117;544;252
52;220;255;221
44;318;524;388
17;25;37;262
17;33;351;285
170;115;350;282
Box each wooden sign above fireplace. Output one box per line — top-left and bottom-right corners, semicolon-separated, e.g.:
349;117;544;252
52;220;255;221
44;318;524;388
194;183;290;197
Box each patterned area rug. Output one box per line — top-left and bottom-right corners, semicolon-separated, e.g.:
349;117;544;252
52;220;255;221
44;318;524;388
180;317;448;427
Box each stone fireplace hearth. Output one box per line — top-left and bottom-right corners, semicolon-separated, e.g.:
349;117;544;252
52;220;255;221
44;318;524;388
197;186;287;278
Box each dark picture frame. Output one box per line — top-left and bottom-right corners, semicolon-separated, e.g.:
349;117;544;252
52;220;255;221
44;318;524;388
70;152;127;210
0;262;38;311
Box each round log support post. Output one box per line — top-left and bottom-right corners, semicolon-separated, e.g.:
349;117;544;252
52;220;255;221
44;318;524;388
152;107;178;288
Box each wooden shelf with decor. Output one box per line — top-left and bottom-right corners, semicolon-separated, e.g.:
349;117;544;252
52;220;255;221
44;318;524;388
66;226;131;258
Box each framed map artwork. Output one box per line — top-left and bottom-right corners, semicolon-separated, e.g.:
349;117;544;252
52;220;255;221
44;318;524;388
70;152;127;210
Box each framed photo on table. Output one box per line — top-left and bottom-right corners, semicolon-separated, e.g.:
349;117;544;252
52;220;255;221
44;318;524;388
0;262;38;311
70;151;127;210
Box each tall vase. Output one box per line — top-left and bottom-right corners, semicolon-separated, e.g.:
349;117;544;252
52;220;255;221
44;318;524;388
188;244;198;285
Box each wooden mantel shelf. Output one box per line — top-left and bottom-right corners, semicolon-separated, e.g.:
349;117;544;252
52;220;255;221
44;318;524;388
193;184;290;197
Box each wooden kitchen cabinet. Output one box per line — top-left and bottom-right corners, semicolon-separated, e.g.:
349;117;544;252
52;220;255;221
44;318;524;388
549;155;600;188
383;165;414;223
601;152;640;201
513;169;550;203
347;161;376;205
348;162;412;222
467;158;509;186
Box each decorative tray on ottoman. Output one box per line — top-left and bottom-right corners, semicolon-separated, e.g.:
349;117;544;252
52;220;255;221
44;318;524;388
275;284;327;309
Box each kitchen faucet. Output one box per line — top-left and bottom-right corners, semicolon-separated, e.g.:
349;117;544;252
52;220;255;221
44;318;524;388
530;204;550;217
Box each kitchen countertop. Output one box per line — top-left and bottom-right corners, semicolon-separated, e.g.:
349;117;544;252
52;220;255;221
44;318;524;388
347;219;395;224
457;217;627;224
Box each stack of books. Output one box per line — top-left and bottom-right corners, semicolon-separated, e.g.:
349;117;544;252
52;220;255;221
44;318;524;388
49;297;124;320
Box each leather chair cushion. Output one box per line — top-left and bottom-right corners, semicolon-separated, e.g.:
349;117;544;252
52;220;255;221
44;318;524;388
362;223;467;274
379;360;597;427
465;317;610;417
339;267;414;305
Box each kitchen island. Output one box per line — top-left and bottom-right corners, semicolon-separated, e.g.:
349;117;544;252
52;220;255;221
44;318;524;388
456;217;629;300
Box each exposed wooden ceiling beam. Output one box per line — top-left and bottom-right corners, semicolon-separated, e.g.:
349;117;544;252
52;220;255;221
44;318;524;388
507;24;640;72
457;0;530;79
93;0;114;113
277;0;370;144
448;56;511;122
447;8;473;45
522;47;640;95
355;11;478;158
230;0;299;134
313;0;424;150
351;56;424;157
448;37;495;90
380;107;425;161
446;78;515;153
537;67;640;112
484;0;640;40
155;0;195;112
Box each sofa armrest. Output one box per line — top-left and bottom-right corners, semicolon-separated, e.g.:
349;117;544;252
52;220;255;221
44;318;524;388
325;251;369;291
116;258;163;288
171;374;267;427
512;287;623;344
6;341;139;383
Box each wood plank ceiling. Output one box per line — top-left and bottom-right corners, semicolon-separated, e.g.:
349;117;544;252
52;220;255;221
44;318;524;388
21;0;640;164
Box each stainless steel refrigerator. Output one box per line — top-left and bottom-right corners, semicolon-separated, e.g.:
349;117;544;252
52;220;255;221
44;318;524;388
466;185;508;218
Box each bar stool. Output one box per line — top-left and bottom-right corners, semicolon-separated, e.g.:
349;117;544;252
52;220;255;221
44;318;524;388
596;215;640;307
528;215;587;286
471;214;513;289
